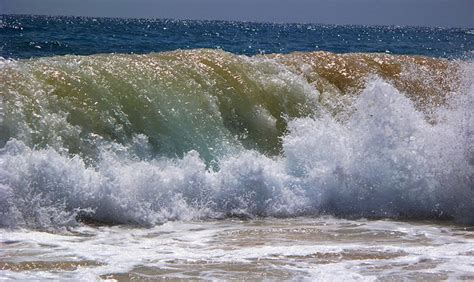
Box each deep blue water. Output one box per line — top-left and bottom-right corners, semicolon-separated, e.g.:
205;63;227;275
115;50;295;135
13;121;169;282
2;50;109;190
1;15;473;59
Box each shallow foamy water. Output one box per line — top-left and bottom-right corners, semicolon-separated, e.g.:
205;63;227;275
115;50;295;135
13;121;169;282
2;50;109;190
1;217;473;280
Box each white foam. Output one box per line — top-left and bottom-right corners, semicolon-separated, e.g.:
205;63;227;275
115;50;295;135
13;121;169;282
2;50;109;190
0;78;472;229
1;218;473;280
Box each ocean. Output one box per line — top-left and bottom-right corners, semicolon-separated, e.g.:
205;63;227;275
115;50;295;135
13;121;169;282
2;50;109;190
0;15;473;280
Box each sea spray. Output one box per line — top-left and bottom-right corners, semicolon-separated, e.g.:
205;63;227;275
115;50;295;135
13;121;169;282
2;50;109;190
0;50;472;229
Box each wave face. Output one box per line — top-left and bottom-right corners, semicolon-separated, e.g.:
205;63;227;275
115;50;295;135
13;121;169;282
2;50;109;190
0;50;473;229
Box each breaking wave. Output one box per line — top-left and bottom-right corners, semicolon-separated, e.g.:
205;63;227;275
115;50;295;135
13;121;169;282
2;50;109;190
0;50;472;229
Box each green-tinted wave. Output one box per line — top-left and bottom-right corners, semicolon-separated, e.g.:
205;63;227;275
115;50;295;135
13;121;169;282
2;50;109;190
0;49;462;162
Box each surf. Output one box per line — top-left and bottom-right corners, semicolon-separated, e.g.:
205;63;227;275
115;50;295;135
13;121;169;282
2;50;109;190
0;49;472;229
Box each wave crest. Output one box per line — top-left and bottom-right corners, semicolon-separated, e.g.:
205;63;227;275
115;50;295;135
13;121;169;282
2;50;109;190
1;65;472;228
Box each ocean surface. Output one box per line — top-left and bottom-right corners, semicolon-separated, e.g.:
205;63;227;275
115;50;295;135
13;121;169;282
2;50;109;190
1;15;473;59
0;15;473;280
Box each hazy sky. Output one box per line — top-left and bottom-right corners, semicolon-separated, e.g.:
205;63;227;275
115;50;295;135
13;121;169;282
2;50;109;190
1;0;473;28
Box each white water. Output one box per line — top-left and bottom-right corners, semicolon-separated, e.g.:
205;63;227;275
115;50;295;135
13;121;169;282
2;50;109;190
1;217;473;280
1;77;472;229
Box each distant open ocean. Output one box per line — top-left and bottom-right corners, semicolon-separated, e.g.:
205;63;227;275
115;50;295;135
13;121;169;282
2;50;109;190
1;15;473;280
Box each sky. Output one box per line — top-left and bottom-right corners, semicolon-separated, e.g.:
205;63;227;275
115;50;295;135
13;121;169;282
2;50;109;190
1;0;473;28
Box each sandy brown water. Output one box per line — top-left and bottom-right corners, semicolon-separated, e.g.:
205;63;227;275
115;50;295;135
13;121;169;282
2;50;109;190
1;217;473;280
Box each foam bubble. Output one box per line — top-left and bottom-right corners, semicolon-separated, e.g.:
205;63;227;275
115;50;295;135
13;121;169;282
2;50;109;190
0;76;472;229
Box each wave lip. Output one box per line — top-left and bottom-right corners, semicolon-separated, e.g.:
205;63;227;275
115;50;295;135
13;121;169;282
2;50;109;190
0;50;473;229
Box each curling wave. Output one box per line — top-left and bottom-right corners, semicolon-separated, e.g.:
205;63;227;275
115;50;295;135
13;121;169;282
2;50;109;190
0;50;472;229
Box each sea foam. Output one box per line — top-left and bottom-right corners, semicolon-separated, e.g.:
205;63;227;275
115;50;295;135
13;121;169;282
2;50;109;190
1;73;472;228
